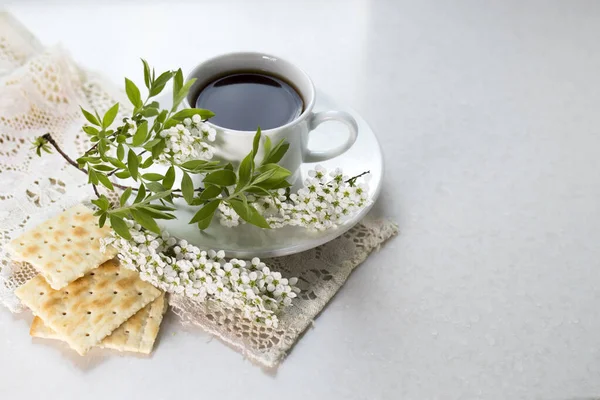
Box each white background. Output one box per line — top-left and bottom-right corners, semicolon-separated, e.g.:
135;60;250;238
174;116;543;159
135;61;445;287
2;1;600;399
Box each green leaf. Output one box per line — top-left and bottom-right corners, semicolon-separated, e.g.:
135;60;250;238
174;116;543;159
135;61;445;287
125;78;142;108
82;125;99;136
163;118;179;129
198;185;222;201
140;107;160;117
143;138;161;150
150;204;177;212
140;156;154;169
107;160;123;172
264;141;290;164
163;166;175;190
80;107;100;126
252;128;261;157
88;169;99;185
204;169;236;187
171;108;215;121
145;190;172;202
115;170;131;179
142;173;164;181
146;182;166;193
131;209;160;234
190;199;221;224
127;149;139;180
151;139;166;159
180;159;212;171
109;215;131;240
131;121;148;146
141;59;151;89
120;187;132;206
172;78;196;111
117;143;125;161
139;206;175;220
92;164;115;172
102;103;119;128
236;152;254;191
254;164;291;186
181;172;194;204
150;71;174;97
196;215;213;230
98;213;107;228
263;136;272;161
96;173;114;190
91;195;110;210
134;184;146;203
157;110;168;124
173;69;183;102
229;199;271;229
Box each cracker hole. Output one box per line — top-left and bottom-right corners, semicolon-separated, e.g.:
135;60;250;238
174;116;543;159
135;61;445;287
43;240;48;244
61;254;65;258
56;269;61;273
19;242;24;246
67;238;71;242
49;226;53;230
125;330;130;334
37;255;42;259
89;291;93;295
115;273;119;276
76;212;81;215
39;292;44;295
62;312;66;316
113;291;118;295
85;252;90;256
112;311;117;314
85;333;90;337
87;311;91;315
64;291;69;295
138;292;142;296
90;272;95;276
90;237;95;241
71;225;76;228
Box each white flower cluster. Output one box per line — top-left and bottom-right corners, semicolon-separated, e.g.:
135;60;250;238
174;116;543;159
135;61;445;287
218;165;371;231
101;222;300;327
157;114;217;164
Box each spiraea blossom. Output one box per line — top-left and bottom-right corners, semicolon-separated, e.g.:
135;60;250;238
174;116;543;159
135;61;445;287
157;114;217;164
101;222;300;327
218;165;371;231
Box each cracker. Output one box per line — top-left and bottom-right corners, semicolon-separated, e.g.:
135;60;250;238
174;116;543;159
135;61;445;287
15;259;161;355
6;204;118;290
30;293;167;354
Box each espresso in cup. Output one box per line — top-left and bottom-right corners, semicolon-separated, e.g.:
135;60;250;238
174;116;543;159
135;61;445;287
194;72;304;131
184;52;359;183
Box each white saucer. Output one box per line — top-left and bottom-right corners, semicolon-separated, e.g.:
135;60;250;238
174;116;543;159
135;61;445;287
158;91;383;258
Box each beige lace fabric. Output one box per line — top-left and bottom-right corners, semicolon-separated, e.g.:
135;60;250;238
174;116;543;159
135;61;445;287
170;218;398;368
0;13;398;367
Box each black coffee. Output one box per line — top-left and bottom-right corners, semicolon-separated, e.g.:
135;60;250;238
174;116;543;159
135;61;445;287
194;72;303;131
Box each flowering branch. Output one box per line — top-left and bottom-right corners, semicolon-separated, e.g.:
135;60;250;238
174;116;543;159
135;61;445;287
102;223;300;327
31;60;372;240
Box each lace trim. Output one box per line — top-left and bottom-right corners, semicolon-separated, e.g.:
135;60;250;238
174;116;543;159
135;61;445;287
170;218;398;368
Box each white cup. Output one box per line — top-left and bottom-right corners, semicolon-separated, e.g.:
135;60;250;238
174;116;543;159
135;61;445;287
183;52;358;182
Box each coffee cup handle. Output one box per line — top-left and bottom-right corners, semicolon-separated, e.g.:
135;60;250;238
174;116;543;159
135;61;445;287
304;111;358;163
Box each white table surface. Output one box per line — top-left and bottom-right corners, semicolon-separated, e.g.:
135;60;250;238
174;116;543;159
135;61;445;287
2;1;600;399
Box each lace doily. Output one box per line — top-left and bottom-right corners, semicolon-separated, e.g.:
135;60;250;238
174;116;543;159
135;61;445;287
170;218;397;368
0;12;398;367
0;12;129;311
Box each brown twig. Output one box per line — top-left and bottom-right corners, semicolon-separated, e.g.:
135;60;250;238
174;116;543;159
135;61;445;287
42;133;130;193
41;133;202;199
42;133;87;173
